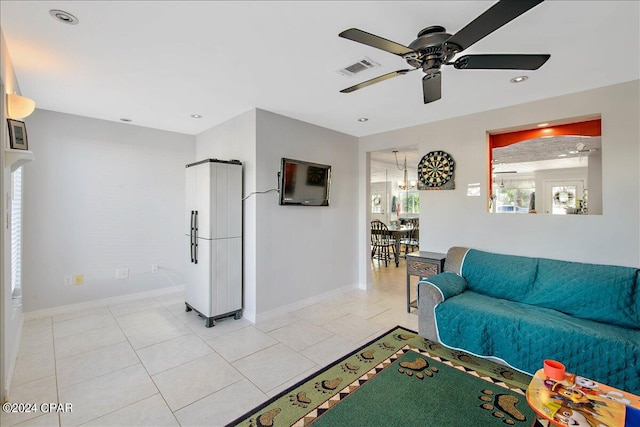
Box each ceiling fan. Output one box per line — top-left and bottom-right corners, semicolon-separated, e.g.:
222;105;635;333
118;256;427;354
338;0;550;104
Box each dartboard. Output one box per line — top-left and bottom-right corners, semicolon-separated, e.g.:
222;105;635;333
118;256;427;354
418;151;455;188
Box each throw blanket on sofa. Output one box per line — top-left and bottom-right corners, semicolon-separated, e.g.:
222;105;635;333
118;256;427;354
421;248;640;394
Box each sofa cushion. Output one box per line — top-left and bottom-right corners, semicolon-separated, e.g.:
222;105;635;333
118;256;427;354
461;249;538;303
434;291;640;394
421;272;467;301
522;258;639;329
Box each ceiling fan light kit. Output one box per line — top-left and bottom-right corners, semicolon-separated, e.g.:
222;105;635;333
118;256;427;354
338;0;550;104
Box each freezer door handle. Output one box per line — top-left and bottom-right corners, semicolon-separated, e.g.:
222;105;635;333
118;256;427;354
190;210;196;263
193;211;198;264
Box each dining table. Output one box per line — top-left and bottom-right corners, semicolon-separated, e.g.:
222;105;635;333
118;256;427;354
385;225;414;267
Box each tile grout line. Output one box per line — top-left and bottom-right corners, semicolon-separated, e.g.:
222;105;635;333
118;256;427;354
68;303;160;426
51;316;61;427
138;296;181;422
13;268;414;426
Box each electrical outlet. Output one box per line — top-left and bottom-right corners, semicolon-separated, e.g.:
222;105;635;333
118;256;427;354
151;264;159;274
116;268;129;280
64;276;73;286
73;274;84;285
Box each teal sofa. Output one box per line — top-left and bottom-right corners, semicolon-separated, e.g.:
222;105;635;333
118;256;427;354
417;247;640;394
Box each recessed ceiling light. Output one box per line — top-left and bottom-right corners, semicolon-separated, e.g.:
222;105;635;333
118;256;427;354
510;76;528;83
358;117;368;122
120;118;132;122
568;150;579;154
49;9;79;25
558;154;568;157
190;114;203;119
537;123;549;127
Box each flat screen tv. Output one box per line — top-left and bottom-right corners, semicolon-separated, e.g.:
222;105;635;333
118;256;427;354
279;158;331;206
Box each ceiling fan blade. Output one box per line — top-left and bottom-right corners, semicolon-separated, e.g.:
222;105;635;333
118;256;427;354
422;72;442;104
340;69;413;93
339;28;414;56
453;54;550;70
445;0;545;52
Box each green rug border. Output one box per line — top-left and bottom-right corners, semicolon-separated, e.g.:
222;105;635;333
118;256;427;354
225;326;416;427
226;325;534;427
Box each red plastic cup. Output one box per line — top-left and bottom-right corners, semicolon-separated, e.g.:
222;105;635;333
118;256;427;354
544;359;566;381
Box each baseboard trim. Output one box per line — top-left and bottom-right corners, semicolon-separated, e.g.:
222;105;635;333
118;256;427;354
254;284;359;323
23;285;185;321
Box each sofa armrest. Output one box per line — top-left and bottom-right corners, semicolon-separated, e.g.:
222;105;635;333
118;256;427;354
417;272;467;341
443;246;469;274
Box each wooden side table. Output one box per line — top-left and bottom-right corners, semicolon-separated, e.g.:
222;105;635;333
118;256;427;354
406;251;446;312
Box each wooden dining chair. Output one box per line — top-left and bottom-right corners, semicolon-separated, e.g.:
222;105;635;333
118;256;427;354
370;220;397;267
400;222;419;257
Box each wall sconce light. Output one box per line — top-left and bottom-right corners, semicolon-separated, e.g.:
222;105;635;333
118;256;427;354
7;93;36;119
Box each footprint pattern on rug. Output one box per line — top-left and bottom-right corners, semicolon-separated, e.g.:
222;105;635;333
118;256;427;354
289;391;312;408
249;408;281;427
357;349;376;363
340;362;360;374
451;350;480;366
377;341;395;350
490;366;516;381
393;333;415;341
314;377;343;394
478;389;526;425
424;340;443;351
397;357;439;380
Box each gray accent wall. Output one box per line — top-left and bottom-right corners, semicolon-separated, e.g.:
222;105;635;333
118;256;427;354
254;109;359;316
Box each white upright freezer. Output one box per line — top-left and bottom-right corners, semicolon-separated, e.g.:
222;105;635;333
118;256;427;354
184;159;243;327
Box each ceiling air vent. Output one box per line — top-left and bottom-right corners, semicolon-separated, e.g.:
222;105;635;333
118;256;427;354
336;57;380;77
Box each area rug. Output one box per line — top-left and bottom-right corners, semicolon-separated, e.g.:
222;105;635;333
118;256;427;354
227;326;537;427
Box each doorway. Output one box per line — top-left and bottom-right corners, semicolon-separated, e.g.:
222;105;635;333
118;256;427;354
544;180;585;215
368;146;420;292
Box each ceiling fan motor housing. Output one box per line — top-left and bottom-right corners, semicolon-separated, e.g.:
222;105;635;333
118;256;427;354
406;26;456;72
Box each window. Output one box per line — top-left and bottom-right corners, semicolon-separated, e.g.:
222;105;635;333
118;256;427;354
494;179;534;213
399;191;420;214
11;167;23;296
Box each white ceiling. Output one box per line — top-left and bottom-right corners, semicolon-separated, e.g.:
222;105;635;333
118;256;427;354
1;1;638;137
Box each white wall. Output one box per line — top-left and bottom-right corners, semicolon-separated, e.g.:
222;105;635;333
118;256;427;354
0;27;23;402
255;109;359;316
195;109;258;320
359;80;640;280
22;110;195;311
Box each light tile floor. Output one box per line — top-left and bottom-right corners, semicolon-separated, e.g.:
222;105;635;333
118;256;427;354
2;259;418;427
